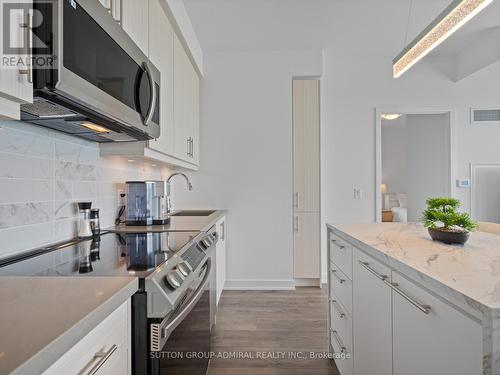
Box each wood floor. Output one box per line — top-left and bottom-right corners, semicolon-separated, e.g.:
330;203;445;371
208;288;340;375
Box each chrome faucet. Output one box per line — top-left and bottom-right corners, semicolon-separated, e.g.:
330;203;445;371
166;173;193;214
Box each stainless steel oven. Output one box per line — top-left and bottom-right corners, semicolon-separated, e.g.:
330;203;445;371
146;227;218;375
150;258;212;374
21;0;160;142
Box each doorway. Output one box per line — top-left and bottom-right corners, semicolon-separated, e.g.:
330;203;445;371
375;108;455;223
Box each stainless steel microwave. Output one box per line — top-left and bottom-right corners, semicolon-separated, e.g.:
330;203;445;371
20;0;160;142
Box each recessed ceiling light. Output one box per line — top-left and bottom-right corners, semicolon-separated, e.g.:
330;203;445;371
393;0;493;78
151;164;157;167
128;159;135;163
381;113;401;120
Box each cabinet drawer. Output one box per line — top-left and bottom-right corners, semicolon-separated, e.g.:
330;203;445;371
329;235;352;279
42;301;130;375
329;263;352;315
329;297;352;351
330;328;353;375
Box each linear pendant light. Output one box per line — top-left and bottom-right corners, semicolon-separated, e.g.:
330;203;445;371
393;0;493;78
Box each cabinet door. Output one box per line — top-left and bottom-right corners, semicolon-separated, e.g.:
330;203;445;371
353;250;392;375
147;0;174;155
121;0;148;55
173;34;193;162
293;212;320;278
191;67;200;164
392;272;482;375
216;217;226;305
292;80;319;212
0;1;33;112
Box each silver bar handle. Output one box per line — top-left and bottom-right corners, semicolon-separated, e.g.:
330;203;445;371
220;221;225;241
359;261;430;314
384;280;431;315
331;269;345;284
330;329;347;354
143;61;157;126
329;298;346;319
294;192;299;208
189;137;194;157
186;138;190;156
358;261;388;281
81;344;118;375
19;10;33;83
294;216;299;232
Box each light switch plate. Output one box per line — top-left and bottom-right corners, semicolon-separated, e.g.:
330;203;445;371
456;179;471;188
353;188;363;199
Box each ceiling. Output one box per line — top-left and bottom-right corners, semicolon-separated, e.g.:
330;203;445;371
185;0;455;57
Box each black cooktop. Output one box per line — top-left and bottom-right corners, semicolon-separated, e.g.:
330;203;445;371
0;231;199;278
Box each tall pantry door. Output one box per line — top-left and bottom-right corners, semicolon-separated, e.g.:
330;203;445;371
293;80;320;279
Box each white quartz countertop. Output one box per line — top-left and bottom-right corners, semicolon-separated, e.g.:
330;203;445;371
0;276;138;375
328;223;500;312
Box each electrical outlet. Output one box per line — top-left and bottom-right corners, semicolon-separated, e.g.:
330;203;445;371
353;188;363;199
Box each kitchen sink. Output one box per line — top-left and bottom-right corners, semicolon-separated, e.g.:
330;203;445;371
170;210;216;217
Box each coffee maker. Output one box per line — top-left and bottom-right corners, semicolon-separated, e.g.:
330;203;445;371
151;181;169;225
125;181;155;226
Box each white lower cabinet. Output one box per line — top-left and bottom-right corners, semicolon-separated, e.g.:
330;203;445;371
353;250;392;375
328;229;485;375
392;272;482;375
42;300;131;375
216;216;227;305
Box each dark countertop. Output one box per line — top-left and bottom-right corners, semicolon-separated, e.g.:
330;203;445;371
108;209;227;233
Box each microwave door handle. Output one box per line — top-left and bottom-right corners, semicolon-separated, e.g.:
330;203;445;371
162;259;211;342
142;61;157;126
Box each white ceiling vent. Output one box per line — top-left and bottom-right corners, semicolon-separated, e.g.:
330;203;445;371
471;109;500;124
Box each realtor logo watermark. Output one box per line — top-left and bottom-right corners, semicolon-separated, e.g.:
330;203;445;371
1;0;57;71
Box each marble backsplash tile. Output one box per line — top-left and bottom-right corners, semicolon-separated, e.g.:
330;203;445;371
0;121;172;260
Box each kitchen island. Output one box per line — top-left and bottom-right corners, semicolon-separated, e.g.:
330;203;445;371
327;222;500;375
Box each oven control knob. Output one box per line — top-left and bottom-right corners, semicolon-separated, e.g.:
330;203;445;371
177;262;191;277
165;271;182;289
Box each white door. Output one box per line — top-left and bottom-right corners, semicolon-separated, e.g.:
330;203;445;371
0;0;33;117
353;250;392;375
121;0;149;55
147;0;174;155
392;272;482;375
293;212;320;278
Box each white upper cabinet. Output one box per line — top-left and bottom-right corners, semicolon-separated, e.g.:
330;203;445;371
99;0;201;169
0;1;33;119
121;0;149;55
173;34;200;165
148;0;174;156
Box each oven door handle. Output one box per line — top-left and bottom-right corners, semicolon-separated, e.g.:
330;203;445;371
162;259;211;342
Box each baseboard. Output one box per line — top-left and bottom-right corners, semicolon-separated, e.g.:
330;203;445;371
294;278;321;287
224;279;295;290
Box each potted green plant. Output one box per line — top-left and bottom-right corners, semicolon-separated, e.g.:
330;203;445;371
422;197;477;245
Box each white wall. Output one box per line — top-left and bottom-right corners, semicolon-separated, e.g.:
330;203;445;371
174;50;323;289
405;113;450;221
0;121;172;260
